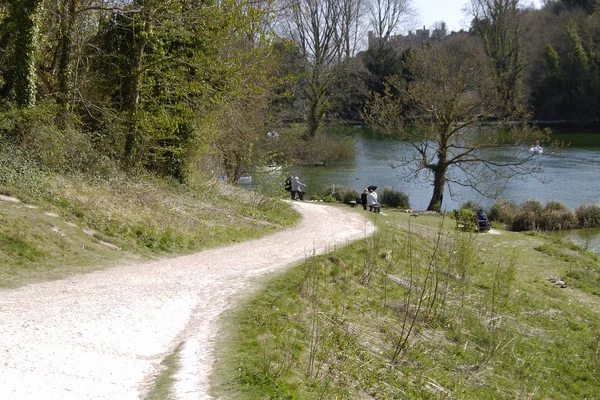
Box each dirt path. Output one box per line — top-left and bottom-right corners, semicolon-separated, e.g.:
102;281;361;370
0;202;374;400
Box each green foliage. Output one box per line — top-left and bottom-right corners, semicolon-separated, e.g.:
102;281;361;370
531;15;600;121
321;184;356;203
8;0;43;107
379;187;410;208
363;46;403;95
323;194;337;203
453;208;478;232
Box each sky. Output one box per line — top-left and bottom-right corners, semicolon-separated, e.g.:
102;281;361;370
413;0;542;33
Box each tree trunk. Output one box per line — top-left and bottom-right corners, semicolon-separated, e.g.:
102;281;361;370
427;145;448;211
125;5;151;165
13;0;42;108
304;71;326;140
57;0;78;124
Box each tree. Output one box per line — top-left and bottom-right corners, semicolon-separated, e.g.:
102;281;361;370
367;0;414;49
338;0;365;59
362;45;403;95
282;0;342;139
6;0;43;107
469;0;525;114
364;35;543;211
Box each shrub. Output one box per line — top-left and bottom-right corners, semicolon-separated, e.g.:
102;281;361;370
539;201;577;231
380;187;410;208
341;188;360;205
576;204;600;228
310;193;324;201
512;200;543;231
489;199;519;228
321;185;358;204
452;208;478;232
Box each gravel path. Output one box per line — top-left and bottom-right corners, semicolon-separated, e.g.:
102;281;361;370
0;201;374;400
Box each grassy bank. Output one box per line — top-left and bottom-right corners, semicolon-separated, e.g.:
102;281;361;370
0;147;299;289
211;213;600;399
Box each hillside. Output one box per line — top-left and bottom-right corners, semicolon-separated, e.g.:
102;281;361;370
0;157;298;289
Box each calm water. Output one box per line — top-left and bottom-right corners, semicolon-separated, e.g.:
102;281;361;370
287;129;600;212
277;128;600;254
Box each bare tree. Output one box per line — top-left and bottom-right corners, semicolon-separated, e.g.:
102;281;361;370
365;34;545;211
281;0;342;139
367;0;414;49
338;0;365;59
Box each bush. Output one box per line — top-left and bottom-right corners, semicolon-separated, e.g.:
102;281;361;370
310;193;324;201
539;201;577;231
321;185;358;205
380;187;410;208
452;208;478;232
576;204;600;228
341;188;359;205
489;199;519;228
511;200;543;231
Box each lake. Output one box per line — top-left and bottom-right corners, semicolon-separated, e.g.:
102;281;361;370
286;128;600;212
282;128;600;254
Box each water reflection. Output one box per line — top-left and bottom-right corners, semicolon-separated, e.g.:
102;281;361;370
551;228;600;256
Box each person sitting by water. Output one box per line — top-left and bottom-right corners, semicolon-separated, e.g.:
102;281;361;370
477;208;490;231
367;189;381;213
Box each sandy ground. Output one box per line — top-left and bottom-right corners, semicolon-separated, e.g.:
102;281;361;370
0;201;374;400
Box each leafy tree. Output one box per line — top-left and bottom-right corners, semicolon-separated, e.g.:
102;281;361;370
3;0;43;107
364;34;543;211
469;0;526;114
328;57;369;122
84;0;274;179
362;45;403;95
529;13;600;121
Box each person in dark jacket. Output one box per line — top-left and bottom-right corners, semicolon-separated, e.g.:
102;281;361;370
284;175;292;199
360;188;368;210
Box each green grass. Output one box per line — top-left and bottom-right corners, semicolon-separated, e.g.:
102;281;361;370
144;343;183;400
211;213;600;399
